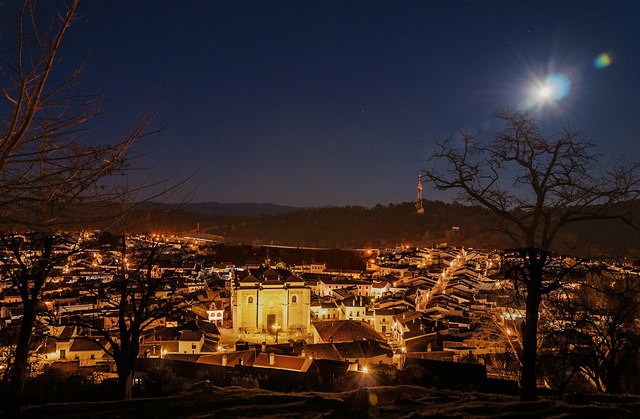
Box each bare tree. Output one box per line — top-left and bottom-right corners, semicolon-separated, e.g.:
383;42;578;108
470;307;523;383
0;1;165;411
555;269;640;393
64;235;186;400
537;286;586;397
423;109;640;400
0;233;80;406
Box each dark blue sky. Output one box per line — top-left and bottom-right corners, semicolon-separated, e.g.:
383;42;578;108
69;0;640;207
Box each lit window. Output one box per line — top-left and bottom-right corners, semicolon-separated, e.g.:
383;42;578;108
248;296;253;304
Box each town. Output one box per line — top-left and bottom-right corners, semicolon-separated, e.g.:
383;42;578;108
2;231;637;399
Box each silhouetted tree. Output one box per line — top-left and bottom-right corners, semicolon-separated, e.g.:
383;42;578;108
470;305;523;383
0;0;163;411
423;109;639;400
65;236;186;400
547;268;640;393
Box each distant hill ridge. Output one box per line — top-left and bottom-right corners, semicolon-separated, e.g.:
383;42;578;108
140;201;302;217
112;201;640;259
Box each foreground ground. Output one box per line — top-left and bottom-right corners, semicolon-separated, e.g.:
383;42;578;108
16;385;640;418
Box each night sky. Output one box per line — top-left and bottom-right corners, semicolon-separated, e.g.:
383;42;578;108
69;0;640;207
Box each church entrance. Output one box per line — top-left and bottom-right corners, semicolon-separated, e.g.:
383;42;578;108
266;314;276;333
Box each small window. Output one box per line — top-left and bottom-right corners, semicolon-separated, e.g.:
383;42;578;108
292;295;297;303
248;296;254;304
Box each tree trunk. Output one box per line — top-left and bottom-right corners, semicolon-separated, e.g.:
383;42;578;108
118;369;134;400
520;285;541;401
6;298;37;412
519;249;545;402
605;353;618;394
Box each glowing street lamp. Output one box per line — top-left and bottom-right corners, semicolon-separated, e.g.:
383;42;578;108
272;323;281;343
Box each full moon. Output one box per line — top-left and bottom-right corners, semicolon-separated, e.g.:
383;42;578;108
539;86;552;98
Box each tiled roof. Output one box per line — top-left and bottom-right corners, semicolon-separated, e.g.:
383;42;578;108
59;325;76;340
304;340;392;361
165;353;201;363
179;330;203;342
197;350;256;367
70;338;106;352
196;319;221;336
394;311;422;324
313;320;384;343
338;340;392;359
253;352;312;372
238;274;259;283
284;274;305;284
259;268;281;281
302;343;343;361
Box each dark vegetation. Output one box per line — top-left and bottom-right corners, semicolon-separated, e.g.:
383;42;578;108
201;244;366;271
125;200;640;259
18;384;640;418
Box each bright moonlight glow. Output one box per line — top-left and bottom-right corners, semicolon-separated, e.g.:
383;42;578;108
539;86;552;98
523;72;571;110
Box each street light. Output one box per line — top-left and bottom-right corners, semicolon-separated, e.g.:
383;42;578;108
272;323;281;343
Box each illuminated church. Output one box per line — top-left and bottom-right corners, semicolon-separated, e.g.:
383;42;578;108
231;267;311;336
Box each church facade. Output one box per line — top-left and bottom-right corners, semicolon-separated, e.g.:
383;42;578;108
231;267;311;335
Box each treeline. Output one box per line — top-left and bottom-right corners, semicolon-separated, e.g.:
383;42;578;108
118;201;639;258
201;244;366;271
206;201;481;249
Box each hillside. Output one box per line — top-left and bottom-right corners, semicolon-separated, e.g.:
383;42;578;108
105;201;639;259
139;201;301;217
19;385;640;418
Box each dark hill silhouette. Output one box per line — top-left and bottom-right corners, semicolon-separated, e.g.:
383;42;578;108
122;201;640;258
139;201;301;217
17;200;637;259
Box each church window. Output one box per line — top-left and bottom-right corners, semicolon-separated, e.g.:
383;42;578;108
292;295;298;303
248;296;254;304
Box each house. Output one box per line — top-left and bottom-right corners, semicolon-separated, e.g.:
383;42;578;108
67;339;108;366
392;310;426;346
339;296;372;323
142;326;207;355
310;298;341;321
372;307;400;337
43;326;109;366
371;280;391;299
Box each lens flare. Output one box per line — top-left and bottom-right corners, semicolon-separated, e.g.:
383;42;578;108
522;72;572;111
546;73;570;100
593;52;613;69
